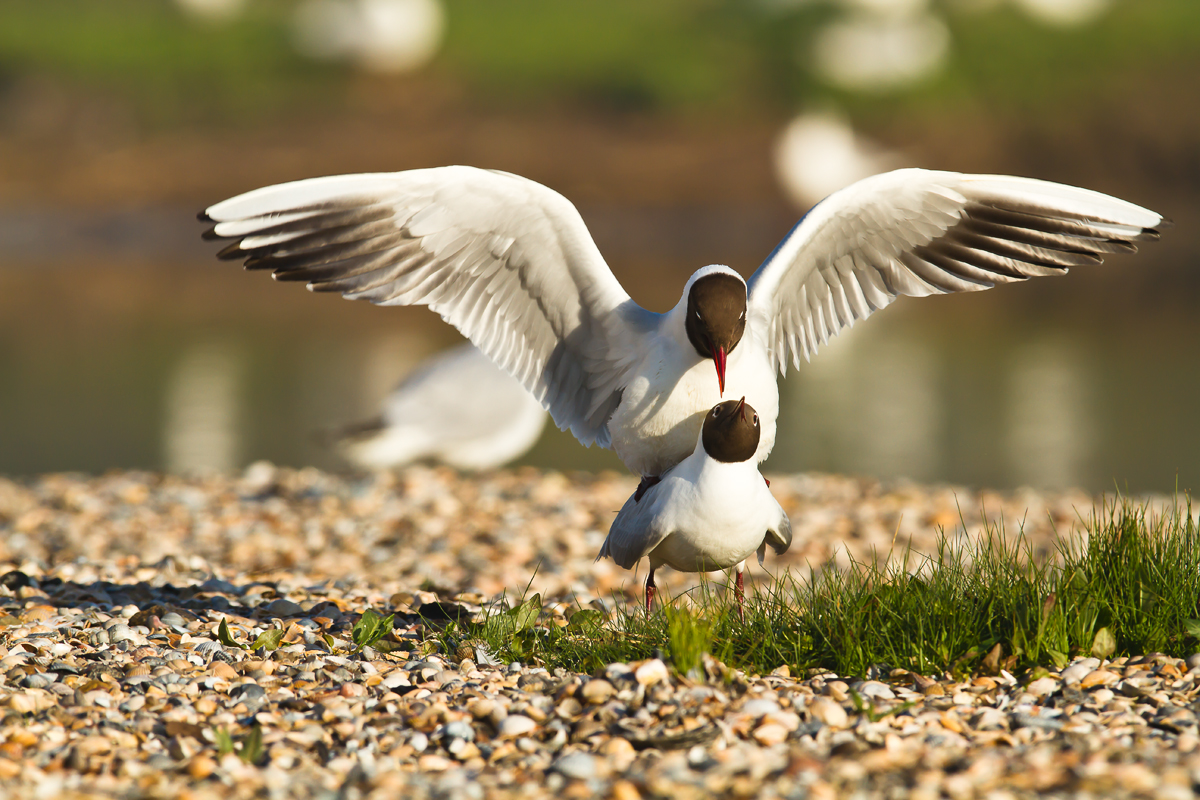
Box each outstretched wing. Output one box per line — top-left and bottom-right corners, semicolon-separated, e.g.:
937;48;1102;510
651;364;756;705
747;168;1164;374
203;167;657;447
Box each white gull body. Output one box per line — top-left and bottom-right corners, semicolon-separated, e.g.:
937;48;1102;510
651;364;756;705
598;427;791;576
337;342;547;471
203;167;1164;478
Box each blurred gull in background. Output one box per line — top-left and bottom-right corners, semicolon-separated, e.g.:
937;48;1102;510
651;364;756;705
332;342;547;471
1012;0;1113;27
1006;339;1094;488
173;0;246;23
164;341;245;474
813;8;949;91
292;0;445;74
774;112;902;209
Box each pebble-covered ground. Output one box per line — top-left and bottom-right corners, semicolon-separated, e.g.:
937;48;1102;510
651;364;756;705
0;465;1196;799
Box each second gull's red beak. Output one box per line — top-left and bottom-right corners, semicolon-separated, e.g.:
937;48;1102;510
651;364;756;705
712;345;726;396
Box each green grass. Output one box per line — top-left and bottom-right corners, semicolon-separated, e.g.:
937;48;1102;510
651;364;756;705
451;496;1200;679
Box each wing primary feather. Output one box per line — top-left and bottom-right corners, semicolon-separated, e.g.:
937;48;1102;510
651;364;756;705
961;216;1137;255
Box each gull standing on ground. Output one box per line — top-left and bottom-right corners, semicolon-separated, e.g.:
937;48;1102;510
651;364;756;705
332;342;547;471
202;167;1164;485
598;397;791;616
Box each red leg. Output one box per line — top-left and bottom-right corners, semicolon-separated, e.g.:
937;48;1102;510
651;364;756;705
735;567;745;622
634;475;661;503
645;567;657;613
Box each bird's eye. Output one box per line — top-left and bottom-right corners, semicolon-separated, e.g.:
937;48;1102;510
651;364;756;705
753;414;759;425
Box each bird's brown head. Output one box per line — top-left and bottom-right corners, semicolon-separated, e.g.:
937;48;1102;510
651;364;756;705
685;272;747;396
701;397;760;463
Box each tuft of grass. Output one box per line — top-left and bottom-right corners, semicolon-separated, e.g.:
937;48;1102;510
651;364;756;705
465;497;1200;678
351;609;396;653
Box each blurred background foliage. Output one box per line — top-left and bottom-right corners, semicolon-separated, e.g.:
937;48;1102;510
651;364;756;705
0;0;1197;491
1;1;1198;124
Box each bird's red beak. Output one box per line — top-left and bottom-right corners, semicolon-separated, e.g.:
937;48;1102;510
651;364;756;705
712;345;726;396
736;396;746;421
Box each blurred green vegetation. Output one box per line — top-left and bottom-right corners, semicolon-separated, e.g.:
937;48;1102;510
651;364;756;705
0;0;1197;128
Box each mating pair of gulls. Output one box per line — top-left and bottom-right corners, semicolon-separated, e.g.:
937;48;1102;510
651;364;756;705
202;165;1164;612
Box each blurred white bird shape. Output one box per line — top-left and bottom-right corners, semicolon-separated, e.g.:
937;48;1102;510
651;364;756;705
333;342;547;471
203;166;1164;491
598;397;791;617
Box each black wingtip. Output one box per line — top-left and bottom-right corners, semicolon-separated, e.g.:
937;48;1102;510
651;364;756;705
200;226;222;241
197;210;214;223
216;241;247;260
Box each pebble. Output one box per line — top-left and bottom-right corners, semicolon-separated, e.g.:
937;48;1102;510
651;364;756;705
753;723;789;746
1060;662;1094;684
1026;677;1060;696
810;697;849;728
0;465;1191;799
635;659;669;686
262;598;304;617
497;715;538;739
582;679;616;704
553;752;598;780
1081;669;1120;689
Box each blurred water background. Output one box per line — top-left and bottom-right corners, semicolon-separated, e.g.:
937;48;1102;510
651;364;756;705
0;0;1197;493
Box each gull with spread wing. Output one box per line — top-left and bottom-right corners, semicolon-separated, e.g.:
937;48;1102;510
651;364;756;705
202;167;1164;485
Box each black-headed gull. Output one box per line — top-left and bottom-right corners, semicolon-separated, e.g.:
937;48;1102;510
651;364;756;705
598;397;791;615
332;342;547;471
201;166;1163;483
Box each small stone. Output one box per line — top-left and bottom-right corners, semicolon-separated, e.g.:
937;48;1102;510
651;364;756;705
742;698;781;716
442;721;475;742
466;699;495;721
826;680;849;702
20;673;55;690
417;754;452;771
764;710;801;732
229;684;266;704
1060;663;1093;684
188;756;216;780
603;737;636;770
497;715;538;739
108;624;138;644
635;659;669;686
8;693;39;714
940;711;965;733
1026;677;1059;697
581;679;616;704
1080;669;1120;689
210;662;238;680
810;697;848;728
340;682;366;698
1187;653;1200;671
263;598;304;617
753;722;788;746
611;780;642;800
855;681;895;700
552;751;597;780
556;697;583;719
